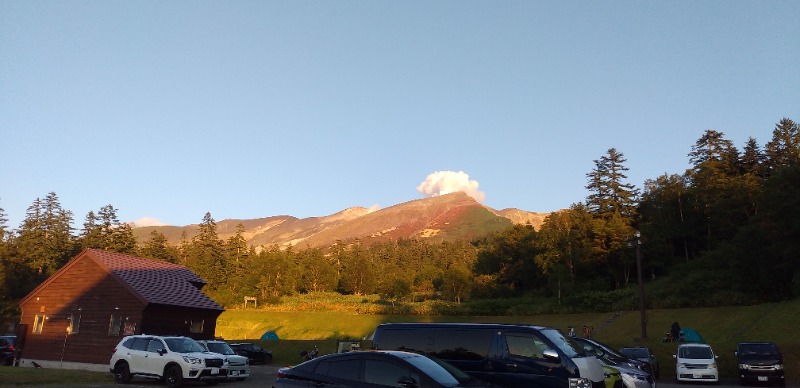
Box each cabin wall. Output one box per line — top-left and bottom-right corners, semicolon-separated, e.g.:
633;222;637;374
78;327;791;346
18;256;145;364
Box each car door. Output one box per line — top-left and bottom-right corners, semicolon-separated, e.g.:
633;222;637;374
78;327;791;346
124;337;151;375
498;332;564;388
309;356;366;388
363;355;426;387
142;338;169;376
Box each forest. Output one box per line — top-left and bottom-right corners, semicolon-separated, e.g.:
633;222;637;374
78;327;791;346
1;117;798;318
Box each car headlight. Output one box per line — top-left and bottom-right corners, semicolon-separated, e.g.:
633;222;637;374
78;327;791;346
182;356;203;365
678;363;686;368
709;363;717;369
775;364;783;370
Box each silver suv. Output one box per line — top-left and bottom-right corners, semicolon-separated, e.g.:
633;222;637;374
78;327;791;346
109;335;228;387
197;339;250;381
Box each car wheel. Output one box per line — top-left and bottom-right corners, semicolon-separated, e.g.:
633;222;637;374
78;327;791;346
164;365;183;388
113;362;132;384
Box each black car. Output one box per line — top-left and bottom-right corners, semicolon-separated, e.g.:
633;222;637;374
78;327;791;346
230;342;273;364
0;336;16;366
619;346;659;378
273;350;486;388
735;342;785;386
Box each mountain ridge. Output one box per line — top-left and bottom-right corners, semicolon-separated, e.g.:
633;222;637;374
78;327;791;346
133;192;550;248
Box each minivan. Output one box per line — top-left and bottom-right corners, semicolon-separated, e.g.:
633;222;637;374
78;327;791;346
735;342;784;386
372;323;605;388
673;343;719;384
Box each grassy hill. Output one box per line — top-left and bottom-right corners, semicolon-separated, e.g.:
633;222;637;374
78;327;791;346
216;297;800;383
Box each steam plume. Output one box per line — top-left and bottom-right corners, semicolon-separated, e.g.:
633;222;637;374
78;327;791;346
417;171;485;202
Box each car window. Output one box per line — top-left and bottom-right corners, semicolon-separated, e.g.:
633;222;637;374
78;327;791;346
365;359;418;386
505;334;552;359
403;354;461;386
739;343;778;356
621;348;649;358
164;337;205;353
206;342;236;355
147;339;166;353
127;338;149;351
540;328;585;357
314;358;361;381
679;346;713;359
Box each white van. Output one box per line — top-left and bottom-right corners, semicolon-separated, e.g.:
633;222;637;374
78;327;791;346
673;343;719;383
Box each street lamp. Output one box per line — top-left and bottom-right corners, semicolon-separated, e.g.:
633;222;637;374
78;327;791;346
635;231;647;340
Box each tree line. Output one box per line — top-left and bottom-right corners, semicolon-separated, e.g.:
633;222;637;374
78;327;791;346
1;117;798;315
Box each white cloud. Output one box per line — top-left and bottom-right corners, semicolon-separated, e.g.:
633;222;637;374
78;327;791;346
132;217;167;227
417;171;486;202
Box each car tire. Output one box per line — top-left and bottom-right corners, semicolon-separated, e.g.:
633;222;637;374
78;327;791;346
113;362;132;384
164;365;183;388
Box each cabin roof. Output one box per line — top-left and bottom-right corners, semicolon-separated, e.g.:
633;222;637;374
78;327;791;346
20;248;224;311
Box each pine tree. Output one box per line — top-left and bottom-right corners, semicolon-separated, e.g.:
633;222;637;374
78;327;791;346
764;117;799;173
189;212;226;290
585;148;640;218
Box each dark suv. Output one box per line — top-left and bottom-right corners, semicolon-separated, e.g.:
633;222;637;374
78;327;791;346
735;342;784;386
0;336;17;366
229;342;272;364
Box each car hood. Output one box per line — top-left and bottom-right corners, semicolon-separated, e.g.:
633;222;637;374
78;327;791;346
738;355;782;365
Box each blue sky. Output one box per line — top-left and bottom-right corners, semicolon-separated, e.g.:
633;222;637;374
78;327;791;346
2;1;798;229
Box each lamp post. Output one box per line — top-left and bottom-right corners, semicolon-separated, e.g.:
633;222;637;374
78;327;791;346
635;231;647;340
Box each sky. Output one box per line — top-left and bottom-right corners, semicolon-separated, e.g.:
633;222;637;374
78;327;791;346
1;1;798;229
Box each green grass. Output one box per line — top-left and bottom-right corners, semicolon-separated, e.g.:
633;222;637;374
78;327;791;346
0;367;114;385
218;298;800;383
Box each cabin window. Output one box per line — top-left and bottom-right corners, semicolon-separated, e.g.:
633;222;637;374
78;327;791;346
190;319;204;333
33;314;45;334
68;314;81;334
108;315;122;336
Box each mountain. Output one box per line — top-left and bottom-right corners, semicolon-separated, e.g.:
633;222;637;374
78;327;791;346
133;192;550;248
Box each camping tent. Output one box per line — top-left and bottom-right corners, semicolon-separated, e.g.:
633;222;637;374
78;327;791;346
680;327;705;343
260;331;280;341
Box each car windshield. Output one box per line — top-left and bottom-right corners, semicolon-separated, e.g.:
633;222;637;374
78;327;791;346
620;348;649;358
540;329;585;357
206;342;236;355
402;354;461;386
679;346;713;359
164;337;206;353
739;343;779;356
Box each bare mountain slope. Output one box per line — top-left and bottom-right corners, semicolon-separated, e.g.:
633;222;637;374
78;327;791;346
133;192;548;248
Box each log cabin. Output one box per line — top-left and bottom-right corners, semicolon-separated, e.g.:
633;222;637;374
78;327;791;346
16;248;225;369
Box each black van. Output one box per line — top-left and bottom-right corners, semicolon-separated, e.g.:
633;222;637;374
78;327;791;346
735;342;785;386
372;323;604;388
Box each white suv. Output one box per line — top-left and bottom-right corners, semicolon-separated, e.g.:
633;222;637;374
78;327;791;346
110;335;229;387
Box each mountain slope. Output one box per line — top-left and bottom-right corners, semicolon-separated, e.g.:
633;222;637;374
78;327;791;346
133;192;549;248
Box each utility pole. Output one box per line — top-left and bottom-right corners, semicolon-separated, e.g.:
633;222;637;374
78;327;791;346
635;231;647;340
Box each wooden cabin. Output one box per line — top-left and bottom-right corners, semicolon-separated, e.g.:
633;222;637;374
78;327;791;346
16;248;225;367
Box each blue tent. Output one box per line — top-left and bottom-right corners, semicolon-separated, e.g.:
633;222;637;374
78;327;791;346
261;331;280;341
680;327;705;343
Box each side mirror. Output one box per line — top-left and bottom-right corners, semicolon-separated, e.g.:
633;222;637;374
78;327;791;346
397;376;418;388
543;349;560;362
158;349;168;356
672;355;676;359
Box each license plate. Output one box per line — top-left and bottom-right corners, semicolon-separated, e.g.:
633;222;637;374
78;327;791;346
231;370;239;376
758;376;768;381
693;374;702;379
211;368;219;375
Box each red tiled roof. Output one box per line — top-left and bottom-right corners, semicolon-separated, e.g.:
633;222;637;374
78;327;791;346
86;249;224;311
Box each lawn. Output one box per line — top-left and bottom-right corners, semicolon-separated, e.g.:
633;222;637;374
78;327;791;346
218;298;800;383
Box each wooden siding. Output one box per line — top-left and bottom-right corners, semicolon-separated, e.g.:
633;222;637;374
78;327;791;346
141;305;221;340
19;255;146;364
